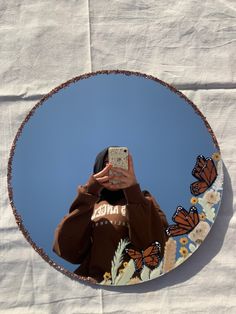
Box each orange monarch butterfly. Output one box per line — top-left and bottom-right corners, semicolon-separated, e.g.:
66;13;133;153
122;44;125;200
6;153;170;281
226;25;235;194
125;242;161;272
190;155;217;196
166;206;199;237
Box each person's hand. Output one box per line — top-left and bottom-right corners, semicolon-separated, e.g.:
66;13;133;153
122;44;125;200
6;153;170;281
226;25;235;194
102;154;138;191
82;163;113;196
92;163;113;186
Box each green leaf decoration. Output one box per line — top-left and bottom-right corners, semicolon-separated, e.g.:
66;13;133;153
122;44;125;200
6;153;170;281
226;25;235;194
150;261;163;279
115;259;136;285
140;265;151;281
111;238;130;284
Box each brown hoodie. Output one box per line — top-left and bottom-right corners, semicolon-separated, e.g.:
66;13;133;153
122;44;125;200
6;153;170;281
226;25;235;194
52;176;169;283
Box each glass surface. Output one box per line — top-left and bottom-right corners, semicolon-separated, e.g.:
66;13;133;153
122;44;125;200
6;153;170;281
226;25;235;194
8;71;223;285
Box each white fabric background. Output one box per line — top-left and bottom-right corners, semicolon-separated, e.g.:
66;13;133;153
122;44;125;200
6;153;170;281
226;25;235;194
0;1;236;313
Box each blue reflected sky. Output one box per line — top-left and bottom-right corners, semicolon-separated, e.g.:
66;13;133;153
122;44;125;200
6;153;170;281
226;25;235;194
11;73;217;271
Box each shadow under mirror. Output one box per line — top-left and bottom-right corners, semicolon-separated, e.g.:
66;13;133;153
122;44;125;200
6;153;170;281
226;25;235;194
8;70;223;286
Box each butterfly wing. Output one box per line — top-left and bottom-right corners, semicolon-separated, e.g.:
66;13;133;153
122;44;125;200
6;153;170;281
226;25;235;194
192;155;207;180
126;248;143;272
203;159;217;185
166;206;200;236
143;255;160;269
188;206;200;226
166;224;190;237
126;242;162;271
142;242;161;257
190;180;209;196
191;155;217;196
172;206;191;226
142;242;161;269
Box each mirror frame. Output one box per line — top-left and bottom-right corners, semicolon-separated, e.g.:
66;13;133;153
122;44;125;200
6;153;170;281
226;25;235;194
7;69;221;285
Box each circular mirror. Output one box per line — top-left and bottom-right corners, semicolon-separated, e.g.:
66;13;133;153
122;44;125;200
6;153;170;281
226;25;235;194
8;70;223;286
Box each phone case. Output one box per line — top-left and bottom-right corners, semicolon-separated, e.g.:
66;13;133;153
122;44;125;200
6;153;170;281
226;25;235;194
108;147;128;184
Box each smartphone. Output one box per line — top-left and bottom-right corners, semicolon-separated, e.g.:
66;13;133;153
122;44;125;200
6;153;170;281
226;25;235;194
108;147;129;184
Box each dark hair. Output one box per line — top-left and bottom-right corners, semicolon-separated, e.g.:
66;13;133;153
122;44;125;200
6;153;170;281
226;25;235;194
93;146;125;204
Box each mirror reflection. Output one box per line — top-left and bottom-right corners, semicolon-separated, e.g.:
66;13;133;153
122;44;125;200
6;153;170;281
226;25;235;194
9;71;223;285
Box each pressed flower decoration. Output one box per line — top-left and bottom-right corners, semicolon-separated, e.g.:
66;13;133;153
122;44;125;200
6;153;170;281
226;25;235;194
173;153;223;269
190;197;198;205
203;190;221;205
179;237;189;245
179;247;189;257
103;272;111;280
212;152;221;161
188;221;211;244
199;212;206;220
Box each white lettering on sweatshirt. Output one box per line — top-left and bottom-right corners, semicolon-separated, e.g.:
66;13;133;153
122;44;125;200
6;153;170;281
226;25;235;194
91;204;126;220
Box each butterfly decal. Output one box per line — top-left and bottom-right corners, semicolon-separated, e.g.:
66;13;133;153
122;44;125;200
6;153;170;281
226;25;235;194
166;206;199;237
125;242;161;272
190;155;217;196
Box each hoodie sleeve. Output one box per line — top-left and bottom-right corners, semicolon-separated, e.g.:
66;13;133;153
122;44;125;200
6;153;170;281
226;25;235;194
52;176;102;264
123;183;169;257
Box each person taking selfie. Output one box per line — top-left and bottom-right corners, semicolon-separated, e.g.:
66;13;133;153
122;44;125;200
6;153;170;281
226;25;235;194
53;146;169;283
